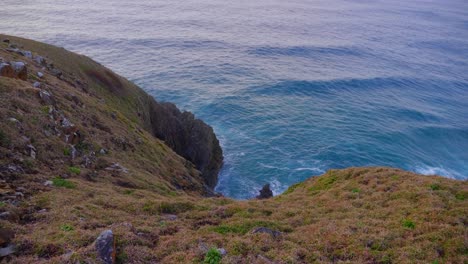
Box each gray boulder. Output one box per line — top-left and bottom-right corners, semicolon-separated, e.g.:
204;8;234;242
95;229;115;264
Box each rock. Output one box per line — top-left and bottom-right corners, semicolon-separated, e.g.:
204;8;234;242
95;229;115;264
2;39;9;43
37;71;44;78
64;93;83;107
218;248;227;256
7;117;19;123
256;184;273;199
0;212;11;220
39;90;55;105
162;214;178;221
24;51;33;59
51;68;62;79
33;81;41;88
0;63;14;78
44;180;53;187
38;209;47;213
251;227;282;239
34;56;46;66
26;144;37;159
10;61;27;81
105;163;129;174
0;244;15;257
99;148;107;155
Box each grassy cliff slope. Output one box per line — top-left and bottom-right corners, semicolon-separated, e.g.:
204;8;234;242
0;35;466;264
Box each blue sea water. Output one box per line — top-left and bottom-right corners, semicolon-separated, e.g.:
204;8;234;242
1;0;467;198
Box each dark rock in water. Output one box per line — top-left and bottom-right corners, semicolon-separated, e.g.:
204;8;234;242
10;61;27;81
251;227;282;239
95;229;115;264
147;100;223;190
256;184;273;199
0;63;14;78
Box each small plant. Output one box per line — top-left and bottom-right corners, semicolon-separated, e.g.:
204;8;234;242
52;177;76;189
455;191;466;201
0;201;6;208
429;184;441;191
351;188;360;193
60;224;74;232
63;147;71;156
204;248;222;264
402;219;415;229
68;166;81;175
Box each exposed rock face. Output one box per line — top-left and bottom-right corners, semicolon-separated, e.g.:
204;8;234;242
147;99;223;190
95;230;115;264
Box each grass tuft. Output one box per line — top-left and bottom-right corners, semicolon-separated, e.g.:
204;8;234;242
52;177;76;189
204;248;222;264
402;219;415;229
68;166;81;175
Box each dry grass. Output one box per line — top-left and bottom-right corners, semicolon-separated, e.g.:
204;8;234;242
0;35;467;264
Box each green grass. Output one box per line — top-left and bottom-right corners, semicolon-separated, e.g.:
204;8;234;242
429;184;441;191
52;178;76;189
402;219;416;229
0;201;6;208
308;172;337;193
60;224;74;232
283;182;303;195
204;248;222;264
68;166;81;175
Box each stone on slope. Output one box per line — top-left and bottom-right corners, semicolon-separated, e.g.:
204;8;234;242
95;229;115;264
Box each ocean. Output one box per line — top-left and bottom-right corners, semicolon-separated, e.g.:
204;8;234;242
1;0;467;198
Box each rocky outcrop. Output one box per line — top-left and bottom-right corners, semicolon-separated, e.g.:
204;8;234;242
256;184;273;199
147;99;223;190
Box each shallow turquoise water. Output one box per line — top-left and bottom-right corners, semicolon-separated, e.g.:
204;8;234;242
2;0;467;198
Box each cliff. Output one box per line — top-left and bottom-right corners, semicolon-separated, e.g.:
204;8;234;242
0;35;466;264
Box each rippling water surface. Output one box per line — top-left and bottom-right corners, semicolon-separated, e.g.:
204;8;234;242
2;0;467;198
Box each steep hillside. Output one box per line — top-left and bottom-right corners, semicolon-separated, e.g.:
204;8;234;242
0;36;466;264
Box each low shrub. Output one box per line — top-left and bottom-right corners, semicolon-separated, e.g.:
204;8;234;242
52;178;76;189
204;248;222;264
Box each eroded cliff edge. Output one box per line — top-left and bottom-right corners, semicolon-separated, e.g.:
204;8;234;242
0;34;223;194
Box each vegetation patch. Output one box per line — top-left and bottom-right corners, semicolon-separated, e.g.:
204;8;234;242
429;184;441;191
402;219;416;229
143;201;194;214
308;173;337;193
283;182;304;195
52;178;76;189
212;221;283;235
204;248;222;264
68;166;81;175
60;224;74;232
